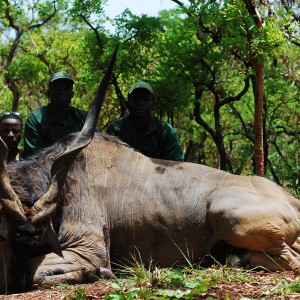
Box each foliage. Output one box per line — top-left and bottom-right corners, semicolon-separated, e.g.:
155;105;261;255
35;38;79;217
6;55;47;84
68;0;106;19
0;0;299;190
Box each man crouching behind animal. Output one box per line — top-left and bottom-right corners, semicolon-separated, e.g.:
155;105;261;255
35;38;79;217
0;111;23;162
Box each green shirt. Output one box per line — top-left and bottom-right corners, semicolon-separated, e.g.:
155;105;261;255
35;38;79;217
23;105;87;157
106;116;184;161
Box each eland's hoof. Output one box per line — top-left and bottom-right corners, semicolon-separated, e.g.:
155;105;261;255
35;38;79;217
99;267;115;279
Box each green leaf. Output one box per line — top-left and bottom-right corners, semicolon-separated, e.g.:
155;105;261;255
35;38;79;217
288;281;300;292
104;292;127;300
109;282;122;290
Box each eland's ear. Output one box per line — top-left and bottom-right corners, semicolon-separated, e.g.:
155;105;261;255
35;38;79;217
44;220;63;258
31;43;119;225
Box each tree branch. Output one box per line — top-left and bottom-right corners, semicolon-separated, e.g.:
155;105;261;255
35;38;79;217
219;75;251;107
79;13;103;52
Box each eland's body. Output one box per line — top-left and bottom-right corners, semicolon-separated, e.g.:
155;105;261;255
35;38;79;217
1;133;300;291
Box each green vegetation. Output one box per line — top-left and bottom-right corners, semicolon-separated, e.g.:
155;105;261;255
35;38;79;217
0;0;299;191
61;262;300;299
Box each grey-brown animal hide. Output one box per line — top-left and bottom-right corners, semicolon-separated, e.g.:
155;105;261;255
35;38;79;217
1;132;300;293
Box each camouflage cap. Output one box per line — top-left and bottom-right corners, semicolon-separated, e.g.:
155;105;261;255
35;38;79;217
128;81;154;96
49;71;74;85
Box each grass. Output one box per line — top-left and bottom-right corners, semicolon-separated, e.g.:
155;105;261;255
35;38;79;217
65;263;300;299
61;253;300;299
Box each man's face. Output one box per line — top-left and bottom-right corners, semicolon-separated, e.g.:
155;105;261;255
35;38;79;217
0;118;22;149
128;89;154;118
47;79;74;108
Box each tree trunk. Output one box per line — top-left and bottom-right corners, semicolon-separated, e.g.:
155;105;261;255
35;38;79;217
253;61;265;175
243;0;265;175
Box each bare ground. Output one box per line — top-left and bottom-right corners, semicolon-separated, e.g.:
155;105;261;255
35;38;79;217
1;271;300;299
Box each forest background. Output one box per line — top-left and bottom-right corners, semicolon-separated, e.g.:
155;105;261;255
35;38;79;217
0;0;299;193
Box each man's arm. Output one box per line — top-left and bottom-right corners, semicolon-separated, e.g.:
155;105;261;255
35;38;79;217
23;113;46;157
105;123;116;135
161;124;184;162
105;119;122;137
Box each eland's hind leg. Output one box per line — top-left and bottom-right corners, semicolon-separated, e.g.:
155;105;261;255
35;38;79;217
291;237;300;253
245;242;300;272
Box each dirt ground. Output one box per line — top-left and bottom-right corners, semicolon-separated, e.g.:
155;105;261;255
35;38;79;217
1;271;300;300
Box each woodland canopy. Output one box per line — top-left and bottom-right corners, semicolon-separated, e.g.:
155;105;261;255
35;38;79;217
0;0;299;192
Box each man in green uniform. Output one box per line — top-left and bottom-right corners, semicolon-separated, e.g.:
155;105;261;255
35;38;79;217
23;71;87;157
106;81;184;161
0;111;23;162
